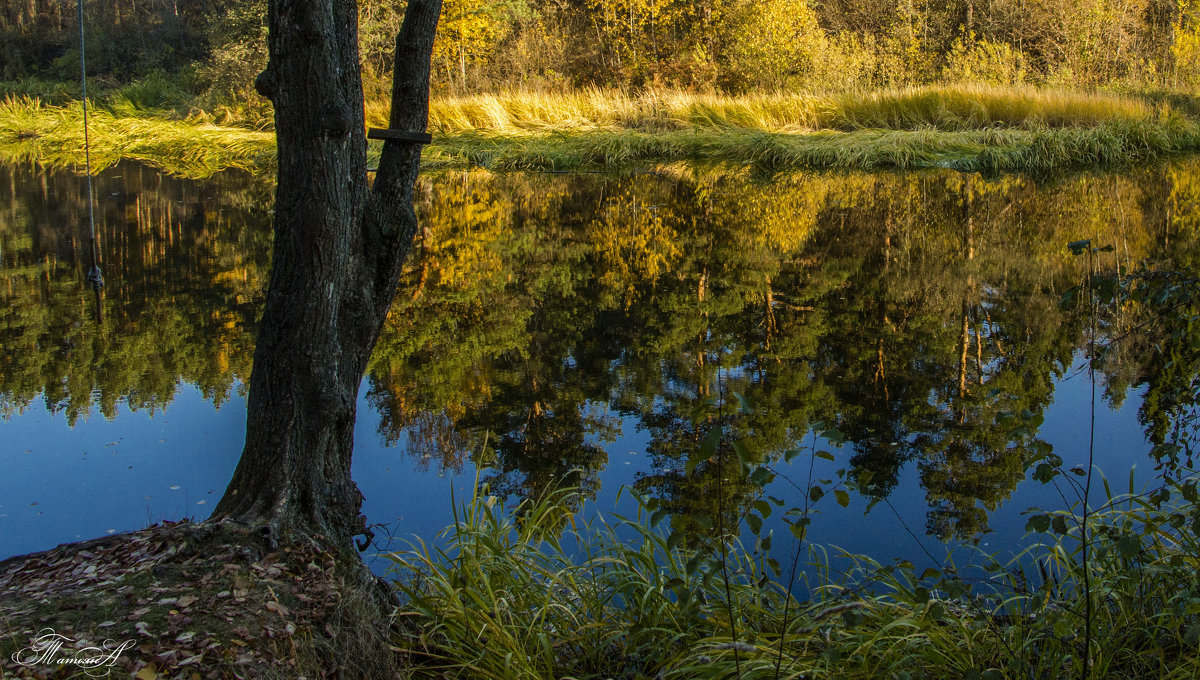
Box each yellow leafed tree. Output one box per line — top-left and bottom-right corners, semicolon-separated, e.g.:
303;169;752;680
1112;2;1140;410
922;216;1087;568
1174;0;1200;88
434;0;504;89
728;0;825;90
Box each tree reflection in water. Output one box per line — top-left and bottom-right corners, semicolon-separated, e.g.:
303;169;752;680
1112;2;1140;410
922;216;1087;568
5;159;1200;544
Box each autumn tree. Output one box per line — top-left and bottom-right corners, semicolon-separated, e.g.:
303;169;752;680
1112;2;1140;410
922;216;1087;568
433;0;503;89
210;0;443;551
728;0;824;90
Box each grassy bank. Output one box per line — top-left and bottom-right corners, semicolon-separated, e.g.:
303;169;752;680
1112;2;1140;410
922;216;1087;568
388;484;1200;680
422;120;1200;172
4;86;1200;176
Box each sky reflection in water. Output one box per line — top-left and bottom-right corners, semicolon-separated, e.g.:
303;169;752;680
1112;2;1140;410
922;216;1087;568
2;159;1186;574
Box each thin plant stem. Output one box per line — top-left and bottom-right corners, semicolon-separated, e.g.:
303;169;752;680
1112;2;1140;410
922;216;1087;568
772;429;820;680
1082;247;1097;680
714;366;743;678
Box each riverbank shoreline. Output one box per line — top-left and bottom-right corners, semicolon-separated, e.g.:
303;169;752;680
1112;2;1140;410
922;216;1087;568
5;86;1200;178
3;484;1199;679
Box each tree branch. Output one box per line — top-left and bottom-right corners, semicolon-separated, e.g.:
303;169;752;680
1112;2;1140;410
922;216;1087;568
364;0;442;284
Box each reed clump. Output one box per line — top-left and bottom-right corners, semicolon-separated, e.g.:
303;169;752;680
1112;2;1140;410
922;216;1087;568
388;483;1200;679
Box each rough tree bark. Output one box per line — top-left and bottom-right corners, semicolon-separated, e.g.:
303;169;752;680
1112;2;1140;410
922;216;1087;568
212;0;442;551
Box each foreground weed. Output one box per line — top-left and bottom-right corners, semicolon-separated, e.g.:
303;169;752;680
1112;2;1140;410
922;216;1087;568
387;472;1200;679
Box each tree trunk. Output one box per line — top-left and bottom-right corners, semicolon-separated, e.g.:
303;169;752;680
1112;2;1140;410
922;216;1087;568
212;0;442;551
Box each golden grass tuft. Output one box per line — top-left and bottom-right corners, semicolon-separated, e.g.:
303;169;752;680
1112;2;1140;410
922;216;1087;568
419;85;1159;136
0;96;274;178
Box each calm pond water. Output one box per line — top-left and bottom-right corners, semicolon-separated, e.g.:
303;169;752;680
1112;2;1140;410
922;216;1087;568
1;159;1191;575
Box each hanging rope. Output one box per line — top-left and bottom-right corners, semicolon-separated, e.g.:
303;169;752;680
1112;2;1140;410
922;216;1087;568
77;0;103;294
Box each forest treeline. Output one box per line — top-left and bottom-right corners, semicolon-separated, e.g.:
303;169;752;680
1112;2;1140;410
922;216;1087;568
5;0;1200;103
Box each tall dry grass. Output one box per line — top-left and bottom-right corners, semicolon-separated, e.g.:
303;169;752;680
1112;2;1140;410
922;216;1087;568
411;85;1160;136
0;96;274;177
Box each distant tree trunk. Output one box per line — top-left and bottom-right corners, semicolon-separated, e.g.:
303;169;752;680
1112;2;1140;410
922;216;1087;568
212;0;442;551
